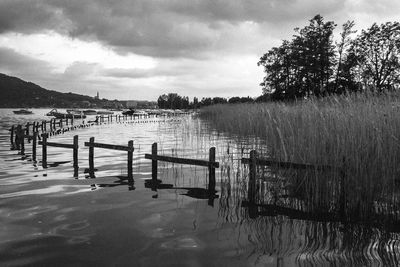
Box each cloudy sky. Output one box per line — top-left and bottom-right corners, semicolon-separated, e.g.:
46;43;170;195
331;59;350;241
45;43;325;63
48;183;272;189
0;0;399;100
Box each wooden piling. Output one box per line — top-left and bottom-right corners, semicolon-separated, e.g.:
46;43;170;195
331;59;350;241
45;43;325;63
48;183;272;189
248;150;257;204
73;135;79;177
10;125;14;149
42;133;47;168
89;137;95;178
25;122;30;137
127;140;134;182
32;132;37;161
151;143;158;185
208;147;216;194
18;125;25;155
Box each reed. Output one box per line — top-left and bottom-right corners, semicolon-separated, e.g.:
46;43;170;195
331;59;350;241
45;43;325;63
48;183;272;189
200;92;400;221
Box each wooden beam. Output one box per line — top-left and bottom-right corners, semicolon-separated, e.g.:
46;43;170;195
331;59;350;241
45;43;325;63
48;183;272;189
39;141;75;149
84;141;134;152
145;153;219;168
241;157;333;171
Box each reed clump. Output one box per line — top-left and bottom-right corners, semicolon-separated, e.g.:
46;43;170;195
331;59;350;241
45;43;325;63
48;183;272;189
200;92;400;221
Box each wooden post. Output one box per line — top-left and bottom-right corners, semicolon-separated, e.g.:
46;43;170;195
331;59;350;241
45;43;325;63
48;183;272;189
208;147;216;194
89;137;95;178
151;143;158;187
73;135;79;177
25;122;30;137
59;119;63;128
19;126;25;155
71;116;74;125
32;132;37;162
42;133;47;168
53;119;56;131
127;140;133;183
110;115;112;122
66;117;69;126
10;125;14;149
248;150;257;204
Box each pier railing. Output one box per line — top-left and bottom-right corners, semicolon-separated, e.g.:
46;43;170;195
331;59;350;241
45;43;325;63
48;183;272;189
84;137;134;182
144;142;219;194
38;134;79;176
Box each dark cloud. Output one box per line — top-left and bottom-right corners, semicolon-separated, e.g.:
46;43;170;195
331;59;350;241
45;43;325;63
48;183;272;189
0;47;52;78
0;0;347;58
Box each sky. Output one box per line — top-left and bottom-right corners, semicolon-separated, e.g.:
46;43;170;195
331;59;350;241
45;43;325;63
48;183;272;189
0;0;399;101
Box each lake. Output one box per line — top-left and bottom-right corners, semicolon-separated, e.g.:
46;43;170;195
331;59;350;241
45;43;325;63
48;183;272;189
0;108;399;266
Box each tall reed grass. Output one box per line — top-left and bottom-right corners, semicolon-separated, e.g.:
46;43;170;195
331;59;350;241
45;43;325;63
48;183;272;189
200;92;400;221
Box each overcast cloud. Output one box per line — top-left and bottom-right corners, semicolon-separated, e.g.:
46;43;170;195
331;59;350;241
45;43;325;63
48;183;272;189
0;0;399;100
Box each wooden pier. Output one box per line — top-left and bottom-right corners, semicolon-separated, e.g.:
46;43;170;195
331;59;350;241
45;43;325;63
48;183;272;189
145;142;219;195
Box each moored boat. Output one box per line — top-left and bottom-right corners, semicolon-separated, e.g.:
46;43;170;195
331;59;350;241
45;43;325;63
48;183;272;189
46;109;86;119
83;109;97;115
13;109;33;114
97;110;114;115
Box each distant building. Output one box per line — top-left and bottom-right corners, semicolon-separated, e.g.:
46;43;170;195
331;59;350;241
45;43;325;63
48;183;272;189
94;91;99;100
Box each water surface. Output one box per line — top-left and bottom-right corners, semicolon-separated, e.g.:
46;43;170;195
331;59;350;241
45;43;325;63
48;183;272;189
0;108;399;266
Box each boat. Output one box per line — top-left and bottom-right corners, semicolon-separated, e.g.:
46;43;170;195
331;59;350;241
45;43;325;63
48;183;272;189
13;109;33;114
97;110;114;115
46;109;86;119
83;109;97;115
66;109;83;115
122;108;136;115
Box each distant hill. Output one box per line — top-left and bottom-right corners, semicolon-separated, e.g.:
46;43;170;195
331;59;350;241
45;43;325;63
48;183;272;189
0;73;121;108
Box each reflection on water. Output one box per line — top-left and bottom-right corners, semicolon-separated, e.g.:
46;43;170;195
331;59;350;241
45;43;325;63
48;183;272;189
0;108;400;266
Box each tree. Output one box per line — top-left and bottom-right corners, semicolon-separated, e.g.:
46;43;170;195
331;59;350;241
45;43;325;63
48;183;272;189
258;15;336;100
157;93;190;109
334;20;356;94
348;22;400;92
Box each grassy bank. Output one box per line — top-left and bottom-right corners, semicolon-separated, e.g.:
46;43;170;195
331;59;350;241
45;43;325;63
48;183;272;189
200;92;400;221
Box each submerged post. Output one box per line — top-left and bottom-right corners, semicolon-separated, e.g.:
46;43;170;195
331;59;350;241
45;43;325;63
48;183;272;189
208;147;216;194
42;133;48;168
151;143;158;186
89;137;95;178
127;140;134;183
248;150;257;204
10;125;15;149
32;132;37;162
18;125;25;155
73;135;79;177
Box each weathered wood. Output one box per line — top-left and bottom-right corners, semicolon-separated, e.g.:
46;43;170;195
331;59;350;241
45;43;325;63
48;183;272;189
144;153;219;168
10;125;14;148
208;147;216;193
73;135;79;177
127;140;133;182
39;141;75;149
248;150;257;204
15;125;25;155
25;122;30;137
151;143;157;184
84;141;134;152
88;137;95;178
32;132;37;162
241;157;333;171
42;133;47;168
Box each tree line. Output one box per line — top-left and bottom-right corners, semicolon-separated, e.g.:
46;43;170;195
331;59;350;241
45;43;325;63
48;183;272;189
157;93;257;109
258;15;400;100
